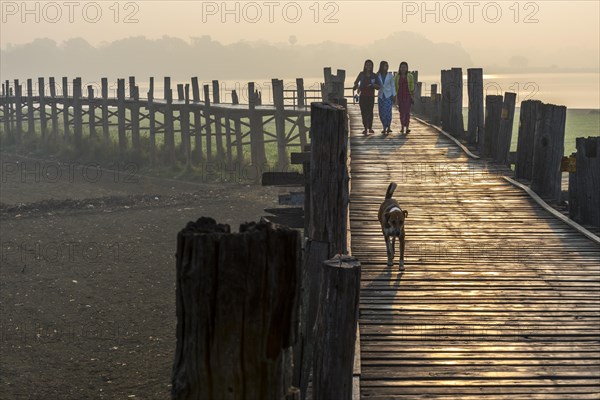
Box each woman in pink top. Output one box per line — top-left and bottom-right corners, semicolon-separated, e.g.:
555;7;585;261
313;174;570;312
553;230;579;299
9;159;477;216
394;61;415;134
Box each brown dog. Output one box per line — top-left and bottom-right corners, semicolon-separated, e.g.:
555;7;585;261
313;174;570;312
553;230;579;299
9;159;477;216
378;182;408;269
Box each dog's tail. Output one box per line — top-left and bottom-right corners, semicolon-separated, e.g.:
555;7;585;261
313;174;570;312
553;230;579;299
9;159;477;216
385;182;397;199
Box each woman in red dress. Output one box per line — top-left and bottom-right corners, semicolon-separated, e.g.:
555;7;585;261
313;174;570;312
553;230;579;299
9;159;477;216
394;62;415;134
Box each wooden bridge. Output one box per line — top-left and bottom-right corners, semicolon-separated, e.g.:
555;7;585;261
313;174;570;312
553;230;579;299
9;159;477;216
347;105;600;399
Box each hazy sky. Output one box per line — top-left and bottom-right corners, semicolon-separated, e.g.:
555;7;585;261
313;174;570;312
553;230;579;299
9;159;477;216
1;0;599;69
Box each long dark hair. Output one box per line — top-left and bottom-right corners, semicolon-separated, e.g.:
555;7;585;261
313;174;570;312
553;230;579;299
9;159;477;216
363;59;374;74
377;61;389;76
398;61;409;75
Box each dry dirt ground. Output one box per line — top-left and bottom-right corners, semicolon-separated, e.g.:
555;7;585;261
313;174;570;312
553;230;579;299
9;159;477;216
0;153;293;399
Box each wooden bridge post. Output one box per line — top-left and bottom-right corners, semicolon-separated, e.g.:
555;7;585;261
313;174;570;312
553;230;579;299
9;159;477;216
481;95;503;156
62;77;69;140
294;102;351;399
73;77;83;148
569;137;600;228
191;77;203;164
531;103;567;202
87;85;96;138
14;79;23;145
116;78;127;154
26;79;35;137
429;83;438;124
224;108;233;168
49;77;58;141
412;70;422;115
212;80;224;161
171;217;301;399
38;77;47;141
296;78;307;148
101;78;109;144
322;67;346;107
515;100;543;180
467;68;484;145
148;77;157;164
2;81;9;137
440;70;450;131
248;82;266;167
179;83;191;164
9;84;15;135
272;78;288;170
203;84;213;163
449;68;465;137
164;77;175;163
129;77;141;154
495;92;516;165
313;255;361;400
231;89;244;167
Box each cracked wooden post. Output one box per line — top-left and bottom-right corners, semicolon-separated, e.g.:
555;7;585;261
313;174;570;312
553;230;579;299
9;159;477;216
467;68;484;145
515;100;543;180
293;102;351;399
495;92;516;165
568;137;600;228
531;103;567;202
171;217;301;399
312;255;361;400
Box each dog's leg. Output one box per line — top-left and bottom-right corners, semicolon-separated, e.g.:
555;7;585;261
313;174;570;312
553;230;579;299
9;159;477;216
399;234;405;270
383;231;393;266
391;236;396;258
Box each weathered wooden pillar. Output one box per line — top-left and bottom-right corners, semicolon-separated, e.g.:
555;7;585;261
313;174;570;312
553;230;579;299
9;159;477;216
117;78;127;154
26;79;35;137
203;84;213;163
191;77;203;164
429;83;439;124
148;77;157;165
164;77;175;163
179;83;191;164
171;217;301;400
212;80;224;161
495;92;516;165
49;77;58;141
569;137;600;228
14;79;23;145
62;77;69;140
224;109;233;168
449;67;464;137
272;78;288;170
467;68;484;145
322;67;346;107
531;103;567;202
73;77;83;148
129;77;141;154
481;95;502;156
248;82;266;167
515;100;543;180
87;85;96;138
296;78;307;148
308;102;349;253
294;102;350;399
101;78;110;144
231;90;244;167
2;81;9;137
38;77;47;141
440;70;450;131
312;255;361;400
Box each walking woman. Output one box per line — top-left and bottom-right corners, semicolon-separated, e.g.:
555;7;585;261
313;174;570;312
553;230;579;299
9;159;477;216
376;61;396;134
353;59;379;134
394;61;415;134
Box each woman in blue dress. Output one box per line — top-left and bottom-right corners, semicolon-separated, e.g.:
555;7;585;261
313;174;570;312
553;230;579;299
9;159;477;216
376;61;396;134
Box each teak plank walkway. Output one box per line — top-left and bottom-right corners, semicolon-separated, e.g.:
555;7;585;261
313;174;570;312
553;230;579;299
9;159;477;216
347;104;600;399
